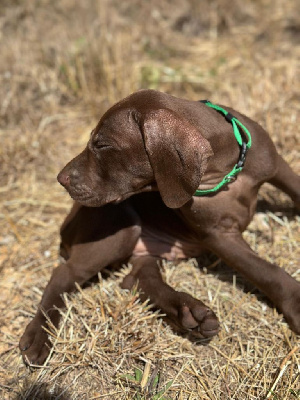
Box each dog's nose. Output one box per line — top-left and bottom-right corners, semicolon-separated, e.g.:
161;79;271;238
57;171;70;187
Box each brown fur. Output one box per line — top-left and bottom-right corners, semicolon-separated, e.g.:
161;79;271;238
20;90;300;365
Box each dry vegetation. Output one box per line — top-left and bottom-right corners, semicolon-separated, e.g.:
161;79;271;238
0;0;300;399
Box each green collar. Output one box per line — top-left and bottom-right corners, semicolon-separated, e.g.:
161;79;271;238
194;100;252;196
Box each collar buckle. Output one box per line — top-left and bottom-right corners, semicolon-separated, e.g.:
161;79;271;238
237;142;248;168
226;175;237;183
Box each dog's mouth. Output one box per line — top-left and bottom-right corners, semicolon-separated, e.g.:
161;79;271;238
67;182;157;207
70;193;98;204
63;185;99;206
74;183;157;207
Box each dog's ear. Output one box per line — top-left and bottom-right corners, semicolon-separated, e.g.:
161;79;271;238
141;109;213;208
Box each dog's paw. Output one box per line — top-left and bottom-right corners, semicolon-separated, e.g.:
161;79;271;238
169;292;220;338
19;319;51;365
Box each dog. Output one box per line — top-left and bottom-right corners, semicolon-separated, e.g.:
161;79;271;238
20;89;300;365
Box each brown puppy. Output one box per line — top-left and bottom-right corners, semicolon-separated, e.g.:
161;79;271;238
20;90;300;365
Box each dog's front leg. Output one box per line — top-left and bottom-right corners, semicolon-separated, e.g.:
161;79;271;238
121;256;220;338
19;204;141;365
204;233;300;333
19;259;83;365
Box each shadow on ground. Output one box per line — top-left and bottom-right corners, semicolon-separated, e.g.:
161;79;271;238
13;382;71;400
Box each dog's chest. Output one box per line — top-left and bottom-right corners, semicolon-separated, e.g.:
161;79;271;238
132;226;203;261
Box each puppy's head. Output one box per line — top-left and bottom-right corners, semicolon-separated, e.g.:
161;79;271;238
57;90;213;208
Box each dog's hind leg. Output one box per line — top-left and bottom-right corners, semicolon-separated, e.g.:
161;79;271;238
204;232;300;334
269;154;300;208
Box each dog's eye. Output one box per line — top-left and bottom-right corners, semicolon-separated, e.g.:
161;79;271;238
93;142;112;150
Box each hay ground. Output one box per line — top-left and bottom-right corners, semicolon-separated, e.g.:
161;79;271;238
0;0;299;399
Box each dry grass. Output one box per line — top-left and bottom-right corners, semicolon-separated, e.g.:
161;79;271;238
0;0;299;399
